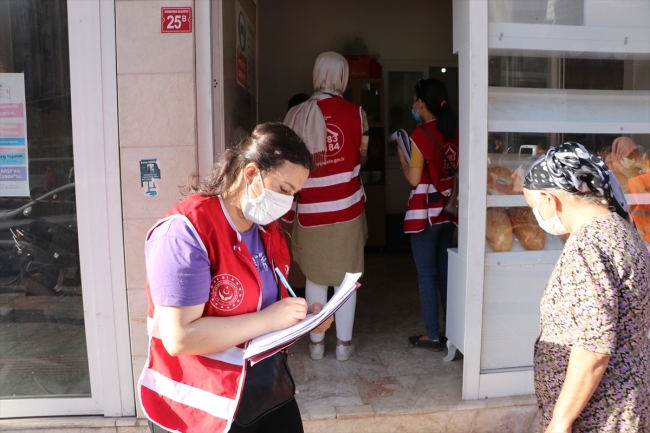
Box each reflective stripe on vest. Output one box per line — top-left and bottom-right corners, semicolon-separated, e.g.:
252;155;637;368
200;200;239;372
303;164;361;188
403;166;454;233
403;124;458;233
294;98;365;227
403;181;443;233
140;367;238;421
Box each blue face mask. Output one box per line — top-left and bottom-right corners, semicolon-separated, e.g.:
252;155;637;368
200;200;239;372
412;101;422;124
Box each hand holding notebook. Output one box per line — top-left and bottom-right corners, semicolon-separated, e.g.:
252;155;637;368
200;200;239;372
244;272;362;364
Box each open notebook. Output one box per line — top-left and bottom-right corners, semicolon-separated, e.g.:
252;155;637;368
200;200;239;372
244;272;362;364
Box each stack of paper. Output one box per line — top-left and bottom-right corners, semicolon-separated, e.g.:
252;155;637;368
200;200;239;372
391;129;411;164
244;272;362;364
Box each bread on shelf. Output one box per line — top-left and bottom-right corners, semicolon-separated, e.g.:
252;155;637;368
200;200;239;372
487;166;515;195
506;207;545;251
486;207;513;252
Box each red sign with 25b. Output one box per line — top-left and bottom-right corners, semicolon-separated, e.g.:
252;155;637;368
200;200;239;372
161;7;192;33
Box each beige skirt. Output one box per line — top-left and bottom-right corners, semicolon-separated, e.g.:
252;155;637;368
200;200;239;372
289;212;367;287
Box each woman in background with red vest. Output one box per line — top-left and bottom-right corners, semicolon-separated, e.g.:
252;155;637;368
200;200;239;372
397;79;459;352
141;123;333;433
284;52;368;362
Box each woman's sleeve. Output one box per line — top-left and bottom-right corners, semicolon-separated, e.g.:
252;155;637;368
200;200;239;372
410;141;425;168
567;243;619;354
145;218;212;307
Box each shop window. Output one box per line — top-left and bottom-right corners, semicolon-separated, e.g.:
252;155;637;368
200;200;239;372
0;0;89;398
480;0;650;374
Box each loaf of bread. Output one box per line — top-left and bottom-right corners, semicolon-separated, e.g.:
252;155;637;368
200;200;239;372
486;207;513;252
487;166;515;195
506;207;545;251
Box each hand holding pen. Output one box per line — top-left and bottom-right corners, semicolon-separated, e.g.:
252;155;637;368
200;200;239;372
275;267;332;333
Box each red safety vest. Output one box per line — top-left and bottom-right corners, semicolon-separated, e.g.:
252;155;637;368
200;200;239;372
284;96;365;227
139;195;290;433
404;122;459;233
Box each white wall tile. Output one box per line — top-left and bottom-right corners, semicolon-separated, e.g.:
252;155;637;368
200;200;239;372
123;218;157;289
120;146;195;220
116;0;194;75
118;73;196;148
127;288;149;357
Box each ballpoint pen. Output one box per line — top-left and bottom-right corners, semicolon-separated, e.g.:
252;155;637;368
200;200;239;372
274;267;297;297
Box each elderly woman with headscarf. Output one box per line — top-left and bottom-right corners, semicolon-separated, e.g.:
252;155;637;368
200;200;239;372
608;136;642;193
283;52;368;361
523;142;650;433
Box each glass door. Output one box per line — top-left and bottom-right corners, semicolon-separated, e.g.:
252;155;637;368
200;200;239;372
0;0;90;400
1;0;133;417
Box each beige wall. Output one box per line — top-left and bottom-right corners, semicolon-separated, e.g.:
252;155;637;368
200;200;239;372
115;0;198;417
258;0;455;123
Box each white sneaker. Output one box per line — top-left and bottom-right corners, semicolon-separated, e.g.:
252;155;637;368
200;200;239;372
309;343;324;360
336;344;355;361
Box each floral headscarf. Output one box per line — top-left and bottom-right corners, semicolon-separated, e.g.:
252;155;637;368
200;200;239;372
523;142;629;220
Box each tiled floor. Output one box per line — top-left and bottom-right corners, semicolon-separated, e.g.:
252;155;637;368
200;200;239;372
287;252;540;432
288;251;465;419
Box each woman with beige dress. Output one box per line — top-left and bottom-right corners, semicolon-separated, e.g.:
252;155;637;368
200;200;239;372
284;52;368;361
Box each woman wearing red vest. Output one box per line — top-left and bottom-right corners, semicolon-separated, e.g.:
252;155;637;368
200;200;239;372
397;79;459;352
283;52;368;362
141;123;332;433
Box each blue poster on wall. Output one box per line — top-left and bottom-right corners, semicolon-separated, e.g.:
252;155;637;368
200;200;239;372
140;158;161;197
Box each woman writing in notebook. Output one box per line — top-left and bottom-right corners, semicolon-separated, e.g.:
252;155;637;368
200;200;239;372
397;79;459;352
139;123;332;433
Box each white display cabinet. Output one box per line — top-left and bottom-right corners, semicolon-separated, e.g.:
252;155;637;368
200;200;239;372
449;0;650;400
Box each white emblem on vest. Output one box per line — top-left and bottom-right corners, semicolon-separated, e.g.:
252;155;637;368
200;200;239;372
210;274;245;312
325;123;345;157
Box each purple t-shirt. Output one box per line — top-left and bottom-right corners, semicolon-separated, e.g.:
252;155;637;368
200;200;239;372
239;224;279;309
145;218;278;309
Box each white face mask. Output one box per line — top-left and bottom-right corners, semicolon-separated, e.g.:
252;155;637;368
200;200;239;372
621;157;635;169
532;194;569;236
241;172;294;226
621;157;643;169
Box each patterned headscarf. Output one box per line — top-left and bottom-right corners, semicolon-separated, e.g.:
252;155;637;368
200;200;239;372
523;142;629;220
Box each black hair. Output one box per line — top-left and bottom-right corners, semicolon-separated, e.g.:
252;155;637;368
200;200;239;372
415;78;458;141
184;122;313;197
287;93;310;111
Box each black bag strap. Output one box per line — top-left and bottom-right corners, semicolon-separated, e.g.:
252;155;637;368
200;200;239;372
418;125;457;175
